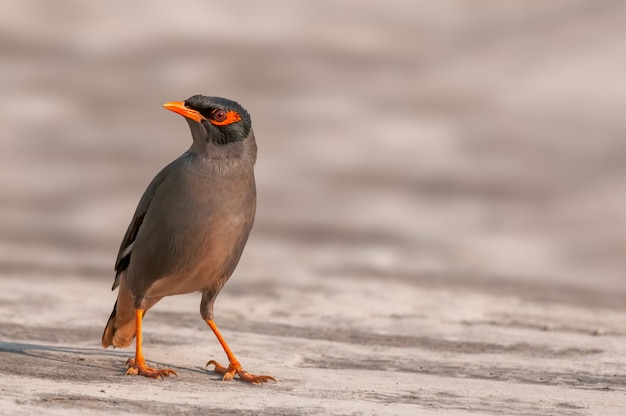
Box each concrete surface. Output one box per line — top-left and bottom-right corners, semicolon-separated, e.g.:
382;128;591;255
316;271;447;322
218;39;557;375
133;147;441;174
1;1;625;415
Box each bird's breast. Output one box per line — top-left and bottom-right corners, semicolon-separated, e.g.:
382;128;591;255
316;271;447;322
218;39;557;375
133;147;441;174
127;162;256;297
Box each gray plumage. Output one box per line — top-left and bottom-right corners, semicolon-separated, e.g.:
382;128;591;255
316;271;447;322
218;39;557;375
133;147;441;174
103;96;257;349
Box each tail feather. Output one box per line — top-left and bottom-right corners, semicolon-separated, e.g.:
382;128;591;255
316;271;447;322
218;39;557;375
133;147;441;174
102;300;117;347
102;300;136;348
102;279;137;348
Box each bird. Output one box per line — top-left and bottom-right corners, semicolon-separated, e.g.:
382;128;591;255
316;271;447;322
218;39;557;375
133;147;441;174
101;95;275;383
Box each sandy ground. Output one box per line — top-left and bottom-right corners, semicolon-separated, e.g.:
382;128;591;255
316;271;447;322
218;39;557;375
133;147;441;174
1;1;626;415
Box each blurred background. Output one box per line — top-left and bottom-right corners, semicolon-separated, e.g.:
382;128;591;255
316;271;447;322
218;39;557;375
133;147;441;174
1;0;626;309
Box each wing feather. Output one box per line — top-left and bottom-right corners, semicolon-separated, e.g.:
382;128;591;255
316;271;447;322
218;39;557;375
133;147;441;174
111;166;172;290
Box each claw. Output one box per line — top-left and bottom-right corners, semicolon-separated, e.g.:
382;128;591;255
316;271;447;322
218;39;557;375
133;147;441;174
206;359;228;374
206;359;276;384
125;357;177;379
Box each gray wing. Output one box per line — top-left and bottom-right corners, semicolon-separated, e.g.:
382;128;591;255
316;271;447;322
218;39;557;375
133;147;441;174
111;166;171;290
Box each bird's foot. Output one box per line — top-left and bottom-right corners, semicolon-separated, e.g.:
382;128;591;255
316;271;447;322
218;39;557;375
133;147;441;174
206;359;276;384
125;358;177;379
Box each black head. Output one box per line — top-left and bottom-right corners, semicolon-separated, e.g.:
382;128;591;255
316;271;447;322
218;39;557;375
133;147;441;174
164;95;252;145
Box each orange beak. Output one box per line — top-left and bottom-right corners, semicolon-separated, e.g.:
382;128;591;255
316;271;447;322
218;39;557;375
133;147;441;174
163;101;206;123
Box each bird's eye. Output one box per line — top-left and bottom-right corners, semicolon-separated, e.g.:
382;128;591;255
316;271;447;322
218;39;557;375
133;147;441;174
212;109;227;122
207;109;241;126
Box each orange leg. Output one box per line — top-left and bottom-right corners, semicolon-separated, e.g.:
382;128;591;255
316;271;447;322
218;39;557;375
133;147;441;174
125;309;177;379
205;319;275;383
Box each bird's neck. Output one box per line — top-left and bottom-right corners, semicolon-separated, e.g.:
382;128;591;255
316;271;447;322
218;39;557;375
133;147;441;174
183;139;255;179
186;122;257;167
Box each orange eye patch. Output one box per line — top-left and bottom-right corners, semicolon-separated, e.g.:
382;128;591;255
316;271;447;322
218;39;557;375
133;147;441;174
209;110;241;126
